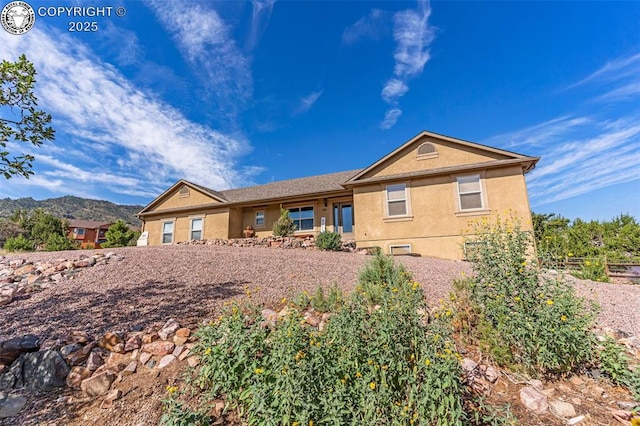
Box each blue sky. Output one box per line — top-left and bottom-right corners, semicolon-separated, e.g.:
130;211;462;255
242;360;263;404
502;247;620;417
1;0;638;221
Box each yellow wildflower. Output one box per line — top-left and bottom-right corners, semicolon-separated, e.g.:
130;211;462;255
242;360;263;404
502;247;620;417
254;368;264;374
585;260;591;266
205;348;212;355
568;252;573;257
445;310;452;316
412;282;420;290
367;359;374;365
281;297;287;304
309;421;314;426
381;364;388;371
630;417;640;426
369;382;376;390
424;359;431;366
292;422;300;426
561;315;567;321
165;385;178;394
295;351;306;362
514;297;521;302
547;300;554;305
356;371;362;378
391;287;398;293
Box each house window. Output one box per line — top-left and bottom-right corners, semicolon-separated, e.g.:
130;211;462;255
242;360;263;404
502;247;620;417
190;218;203;240
74;228;85;236
255;211;265;227
386;184;407;216
162;221;174;244
179;185;190;197
288;206;314;231
457;175;483;210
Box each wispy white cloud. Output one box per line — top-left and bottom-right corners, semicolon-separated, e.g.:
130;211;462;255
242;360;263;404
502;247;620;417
0;26;258;200
98;22;143;67
486;116;591;148
145;0;253;117
379;0;435;129
566;52;640;90
380;108;402;130
342;9;388;45
247;0;276;51
596;81;640;102
295;90;324;115
489;117;640;207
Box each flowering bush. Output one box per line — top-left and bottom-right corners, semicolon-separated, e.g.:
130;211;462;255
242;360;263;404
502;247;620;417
457;215;599;375
165;254;465;425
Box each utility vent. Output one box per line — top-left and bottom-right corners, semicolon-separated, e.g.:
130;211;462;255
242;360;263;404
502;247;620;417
417;142;438;159
390;244;412;255
179;185;190;197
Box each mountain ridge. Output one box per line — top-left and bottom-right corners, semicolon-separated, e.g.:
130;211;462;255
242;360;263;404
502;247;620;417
0;195;144;226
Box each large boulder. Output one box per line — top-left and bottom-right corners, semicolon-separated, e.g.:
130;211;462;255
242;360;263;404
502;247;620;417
0;350;70;390
0;335;40;367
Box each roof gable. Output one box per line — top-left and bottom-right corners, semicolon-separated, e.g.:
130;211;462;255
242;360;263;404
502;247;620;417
347;131;538;183
137;180;227;216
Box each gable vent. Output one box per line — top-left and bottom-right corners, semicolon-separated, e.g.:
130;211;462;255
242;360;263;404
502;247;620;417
179;185;190;197
417;142;438;159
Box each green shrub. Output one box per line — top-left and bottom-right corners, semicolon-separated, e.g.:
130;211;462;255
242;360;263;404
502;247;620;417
45;233;75;251
176;254;465;425
3;234;33;252
102;220;136;248
573;257;609;282
459;215;599;375
315;231;342;251
599;336;640;400
309;284;344;313
272;208;296;237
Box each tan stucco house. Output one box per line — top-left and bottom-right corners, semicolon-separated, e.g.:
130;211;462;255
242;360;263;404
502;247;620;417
137;131;539;260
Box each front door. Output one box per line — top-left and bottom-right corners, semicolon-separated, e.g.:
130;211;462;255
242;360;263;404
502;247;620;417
333;203;354;236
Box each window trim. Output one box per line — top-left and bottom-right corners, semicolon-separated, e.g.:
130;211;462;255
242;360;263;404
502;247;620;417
190;217;203;241
74;228;85;236
161;220;175;245
454;174;490;216
416;142;438;160
287;205;315;232
384;183;413;221
255;210;266;228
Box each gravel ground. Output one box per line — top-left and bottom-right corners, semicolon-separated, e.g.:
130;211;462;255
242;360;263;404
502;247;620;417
1;245;639;341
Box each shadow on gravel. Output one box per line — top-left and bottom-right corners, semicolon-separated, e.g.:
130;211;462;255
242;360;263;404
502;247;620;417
1;278;246;339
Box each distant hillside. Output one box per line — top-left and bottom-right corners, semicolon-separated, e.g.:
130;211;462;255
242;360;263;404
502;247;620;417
0;196;144;226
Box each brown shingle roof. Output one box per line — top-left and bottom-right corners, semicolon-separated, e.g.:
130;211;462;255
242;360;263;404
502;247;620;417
218;169;362;204
68;220;112;229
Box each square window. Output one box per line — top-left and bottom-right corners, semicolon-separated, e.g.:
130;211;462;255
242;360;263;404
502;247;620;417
288;206;314;231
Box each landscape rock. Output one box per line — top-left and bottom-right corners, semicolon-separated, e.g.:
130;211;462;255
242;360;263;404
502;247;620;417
0;393;27;418
139;353;151;365
66;366;91;389
549;400;576;417
124;335;141;352
100;388;122;409
519;386;549;414
484;366;500;383
158;354;176;369
566;415;586;425
86;350;104;371
158;319;180;341
99;332;124;353
304;312;320;327
142;341;175;356
81;371;116;397
1;350;70;391
0;335;40;367
187;356;200;368
261;309;278;328
122;362;137;376
528;379;544;390
0;287;15;306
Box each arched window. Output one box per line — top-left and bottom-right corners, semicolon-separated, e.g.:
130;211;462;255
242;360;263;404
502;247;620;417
417;142;438;159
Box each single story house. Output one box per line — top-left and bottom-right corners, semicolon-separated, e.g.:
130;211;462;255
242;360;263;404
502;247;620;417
67;219;113;248
137;131;539;260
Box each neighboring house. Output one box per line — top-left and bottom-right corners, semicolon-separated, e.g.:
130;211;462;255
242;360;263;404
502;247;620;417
67;220;113;248
137;131;539;260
